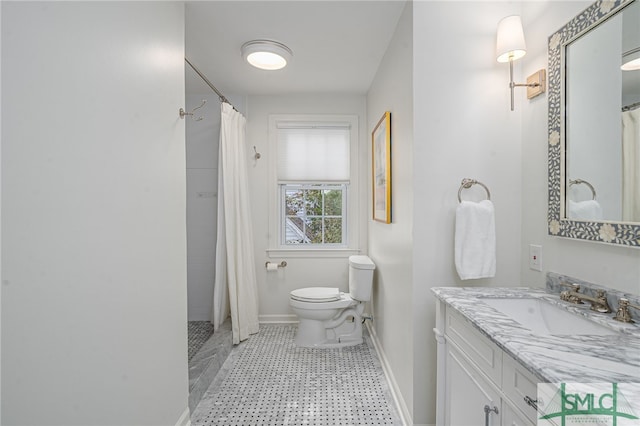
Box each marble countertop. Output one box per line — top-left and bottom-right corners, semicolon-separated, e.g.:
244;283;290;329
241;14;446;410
432;287;640;384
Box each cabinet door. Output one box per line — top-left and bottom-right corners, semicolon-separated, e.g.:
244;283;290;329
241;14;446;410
502;402;535;426
445;345;501;426
502;353;540;423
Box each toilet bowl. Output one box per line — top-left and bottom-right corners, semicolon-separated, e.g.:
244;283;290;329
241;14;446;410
289;255;375;348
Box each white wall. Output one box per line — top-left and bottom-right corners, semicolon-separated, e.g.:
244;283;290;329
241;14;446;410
413;2;525;424
520;1;640;295
1;3;189;424
366;2;414;422
246;95;368;321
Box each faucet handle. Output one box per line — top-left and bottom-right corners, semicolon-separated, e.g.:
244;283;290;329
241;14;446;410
559;282;584;304
614;298;640;323
590;290;611;313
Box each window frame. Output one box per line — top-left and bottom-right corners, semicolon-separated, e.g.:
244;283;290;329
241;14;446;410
267;114;360;257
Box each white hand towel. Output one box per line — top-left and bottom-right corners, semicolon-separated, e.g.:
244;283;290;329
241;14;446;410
568;200;603;221
455;200;496;280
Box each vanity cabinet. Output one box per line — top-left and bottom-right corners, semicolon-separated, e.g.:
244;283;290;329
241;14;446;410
444;344;502;425
435;301;539;426
502;402;534;426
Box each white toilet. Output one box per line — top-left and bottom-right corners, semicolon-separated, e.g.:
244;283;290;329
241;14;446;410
289;255;375;348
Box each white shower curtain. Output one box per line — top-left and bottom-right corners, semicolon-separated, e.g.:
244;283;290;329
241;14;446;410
622;109;640;222
212;102;259;344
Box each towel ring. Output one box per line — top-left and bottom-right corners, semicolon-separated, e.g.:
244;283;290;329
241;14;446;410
458;178;491;203
568;179;596;200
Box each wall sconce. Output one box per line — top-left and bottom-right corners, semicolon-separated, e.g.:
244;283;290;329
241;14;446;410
496;15;545;111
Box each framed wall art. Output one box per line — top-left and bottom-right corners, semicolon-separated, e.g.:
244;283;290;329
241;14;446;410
372;111;391;223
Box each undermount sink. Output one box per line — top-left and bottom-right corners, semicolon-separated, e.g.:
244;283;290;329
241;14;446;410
482;297;617;336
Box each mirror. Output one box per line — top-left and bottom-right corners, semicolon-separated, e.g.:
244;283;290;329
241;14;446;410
548;0;640;247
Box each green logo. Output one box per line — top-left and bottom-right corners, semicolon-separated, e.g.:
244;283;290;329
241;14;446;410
539;383;639;426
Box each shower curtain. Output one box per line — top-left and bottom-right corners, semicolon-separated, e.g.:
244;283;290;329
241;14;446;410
622;108;640;222
212;102;259;344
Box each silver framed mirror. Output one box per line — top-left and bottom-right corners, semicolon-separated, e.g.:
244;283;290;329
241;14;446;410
548;0;640;247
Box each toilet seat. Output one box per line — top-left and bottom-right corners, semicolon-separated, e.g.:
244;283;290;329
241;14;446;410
290;288;356;311
289;294;355;310
290;287;341;303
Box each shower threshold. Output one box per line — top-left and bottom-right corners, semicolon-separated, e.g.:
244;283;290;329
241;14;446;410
188;318;232;411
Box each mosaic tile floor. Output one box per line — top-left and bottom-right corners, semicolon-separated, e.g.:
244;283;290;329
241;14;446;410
189;321;215;361
191;324;402;426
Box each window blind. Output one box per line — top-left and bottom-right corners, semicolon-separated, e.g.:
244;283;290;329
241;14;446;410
277;127;350;182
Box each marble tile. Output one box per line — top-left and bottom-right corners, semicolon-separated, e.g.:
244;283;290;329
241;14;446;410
189;320;233;412
432;285;640;384
190;324;402;426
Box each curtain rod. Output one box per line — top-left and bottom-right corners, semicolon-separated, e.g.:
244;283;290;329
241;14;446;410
185;57;236;110
622;100;640;112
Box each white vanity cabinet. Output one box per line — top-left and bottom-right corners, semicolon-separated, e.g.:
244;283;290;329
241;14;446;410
435;301;539;426
444;344;502;425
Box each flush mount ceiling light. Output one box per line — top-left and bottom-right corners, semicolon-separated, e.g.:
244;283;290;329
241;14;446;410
241;40;292;71
622;47;640;71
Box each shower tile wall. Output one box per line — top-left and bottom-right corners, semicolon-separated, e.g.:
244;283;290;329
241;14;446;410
186;92;220;321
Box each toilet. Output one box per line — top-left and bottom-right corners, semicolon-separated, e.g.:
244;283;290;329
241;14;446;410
289;255;375;348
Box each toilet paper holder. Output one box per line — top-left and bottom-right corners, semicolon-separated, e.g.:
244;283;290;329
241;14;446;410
265;261;287;269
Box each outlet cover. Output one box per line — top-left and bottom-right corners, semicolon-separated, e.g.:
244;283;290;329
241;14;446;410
529;244;542;271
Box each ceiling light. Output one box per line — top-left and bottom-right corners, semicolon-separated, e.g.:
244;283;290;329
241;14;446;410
241;40;292;71
622;47;640;71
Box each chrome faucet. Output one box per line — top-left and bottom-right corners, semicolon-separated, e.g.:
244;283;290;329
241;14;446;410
560;283;611;313
614;298;640;323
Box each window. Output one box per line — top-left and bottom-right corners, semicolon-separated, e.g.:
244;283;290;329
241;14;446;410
268;115;359;254
283;184;346;245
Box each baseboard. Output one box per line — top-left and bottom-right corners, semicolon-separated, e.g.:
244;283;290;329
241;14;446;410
259;314;298;323
365;322;413;426
175;406;191;426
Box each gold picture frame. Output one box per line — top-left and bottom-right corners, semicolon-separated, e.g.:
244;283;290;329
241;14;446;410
372;111;391;223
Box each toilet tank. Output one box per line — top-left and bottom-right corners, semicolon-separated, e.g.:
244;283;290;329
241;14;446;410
348;255;375;301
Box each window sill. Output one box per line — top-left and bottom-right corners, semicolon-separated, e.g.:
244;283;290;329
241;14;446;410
266;248;361;259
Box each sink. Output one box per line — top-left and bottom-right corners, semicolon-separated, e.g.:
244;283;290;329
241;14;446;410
482;297;617;336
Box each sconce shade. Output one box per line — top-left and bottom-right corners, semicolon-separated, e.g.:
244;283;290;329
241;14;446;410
496;15;527;63
241;40;292;71
622;47;640;71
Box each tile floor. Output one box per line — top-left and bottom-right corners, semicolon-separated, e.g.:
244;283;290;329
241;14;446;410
189;320;233;411
189;321;216;361
190;324;402;426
